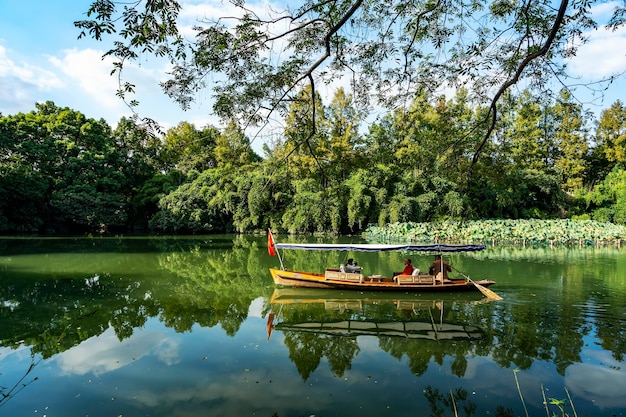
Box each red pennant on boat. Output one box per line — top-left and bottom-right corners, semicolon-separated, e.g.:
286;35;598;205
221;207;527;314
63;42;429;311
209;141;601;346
267;229;277;256
266;313;275;340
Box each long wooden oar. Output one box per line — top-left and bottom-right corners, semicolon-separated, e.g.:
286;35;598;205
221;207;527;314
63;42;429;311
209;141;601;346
452;266;503;301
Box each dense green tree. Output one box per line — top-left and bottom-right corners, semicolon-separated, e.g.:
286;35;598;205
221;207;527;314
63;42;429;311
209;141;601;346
0;162;48;232
214;120;261;168
152;167;237;233
231;169;269;232
363;116;400;166
112;117;162;173
275;87;330;183
465;94;518;219
46;111;129;231
162;122;220;174
509;91;550;171
281;178;341;233
4;91;626;234
508;169;565;219
596;100;626;165
112;118;164;229
552;89;588;193
237;163;293;232
134;170;186;230
325;88;364;181
583;166;626;224
345;167;386;230
392;92;442;172
0;102;133;232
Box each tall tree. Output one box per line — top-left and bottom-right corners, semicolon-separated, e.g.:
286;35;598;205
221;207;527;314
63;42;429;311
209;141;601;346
326;88;363;181
0;102;132;232
552;89;588;193
112;117;164;229
274;87;329;182
596;100;626;165
214;120;261;168
510;91;549;171
162;122;220;174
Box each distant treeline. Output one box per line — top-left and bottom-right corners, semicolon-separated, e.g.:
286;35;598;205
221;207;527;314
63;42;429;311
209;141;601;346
1;87;625;235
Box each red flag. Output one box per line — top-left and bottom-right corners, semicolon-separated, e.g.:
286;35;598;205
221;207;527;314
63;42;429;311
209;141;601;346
266;312;275;340
267;229;277;256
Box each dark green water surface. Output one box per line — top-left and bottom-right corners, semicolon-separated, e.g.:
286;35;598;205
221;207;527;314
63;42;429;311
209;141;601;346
1;235;625;417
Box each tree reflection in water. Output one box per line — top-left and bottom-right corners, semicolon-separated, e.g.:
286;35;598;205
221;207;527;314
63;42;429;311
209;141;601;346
423;386;481;417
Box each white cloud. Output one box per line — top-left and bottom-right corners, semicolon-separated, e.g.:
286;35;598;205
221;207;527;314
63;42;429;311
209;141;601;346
44;47;218;130
566;363;626;409
49;48;149;109
0;44;63;90
49;49;115;107
177;1;246;37
0;344;33;362
0;44;64;112
54;326;179;376
590;1;624;19
177;0;292;46
569;25;626;79
179;0;282;23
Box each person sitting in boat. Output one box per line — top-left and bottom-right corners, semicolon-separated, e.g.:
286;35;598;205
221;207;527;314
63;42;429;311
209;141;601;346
392;258;414;280
429;254;451;280
344;258;362;273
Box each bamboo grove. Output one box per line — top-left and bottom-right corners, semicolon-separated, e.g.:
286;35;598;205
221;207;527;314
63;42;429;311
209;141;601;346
1;87;625;235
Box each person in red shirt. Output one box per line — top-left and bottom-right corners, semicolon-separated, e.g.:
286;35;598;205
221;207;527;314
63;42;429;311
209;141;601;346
393;258;414;280
402;258;414;275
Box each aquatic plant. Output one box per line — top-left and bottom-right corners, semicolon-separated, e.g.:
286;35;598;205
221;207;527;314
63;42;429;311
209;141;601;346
364;219;626;246
514;369;579;417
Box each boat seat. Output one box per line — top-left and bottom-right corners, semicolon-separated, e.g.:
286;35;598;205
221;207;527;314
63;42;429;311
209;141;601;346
396;274;435;285
325;269;364;283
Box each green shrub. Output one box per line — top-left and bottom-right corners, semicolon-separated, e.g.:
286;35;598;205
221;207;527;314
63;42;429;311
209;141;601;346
592;207;613;222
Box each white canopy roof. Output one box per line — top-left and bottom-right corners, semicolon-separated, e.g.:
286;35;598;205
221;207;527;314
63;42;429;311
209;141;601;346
274;243;486;252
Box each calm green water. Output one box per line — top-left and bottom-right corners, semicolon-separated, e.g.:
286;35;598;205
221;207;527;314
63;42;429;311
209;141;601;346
1;235;625;417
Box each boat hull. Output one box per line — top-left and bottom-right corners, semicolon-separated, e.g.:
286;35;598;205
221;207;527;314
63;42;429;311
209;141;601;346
269;268;496;293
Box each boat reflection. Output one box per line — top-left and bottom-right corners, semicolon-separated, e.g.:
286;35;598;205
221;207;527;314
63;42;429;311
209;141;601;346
268;288;487;341
267;288;493;379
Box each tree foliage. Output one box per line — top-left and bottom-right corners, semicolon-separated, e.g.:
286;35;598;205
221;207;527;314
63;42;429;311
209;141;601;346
75;0;625;170
0;102;135;232
2;90;626;235
596;100;626;165
552;89;589;193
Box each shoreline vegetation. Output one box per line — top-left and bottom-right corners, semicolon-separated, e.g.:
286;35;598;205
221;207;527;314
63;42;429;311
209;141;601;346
364;219;626;247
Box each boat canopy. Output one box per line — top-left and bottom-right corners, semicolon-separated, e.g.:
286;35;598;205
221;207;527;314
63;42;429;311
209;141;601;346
273;243;486;252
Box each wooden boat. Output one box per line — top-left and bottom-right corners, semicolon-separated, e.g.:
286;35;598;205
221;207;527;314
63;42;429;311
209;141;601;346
267;231;501;299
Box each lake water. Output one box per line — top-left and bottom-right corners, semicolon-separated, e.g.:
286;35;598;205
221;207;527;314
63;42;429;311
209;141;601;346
1;235;625;417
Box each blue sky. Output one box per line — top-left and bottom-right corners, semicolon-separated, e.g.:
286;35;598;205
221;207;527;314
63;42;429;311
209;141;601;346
0;1;221;139
1;1;626;152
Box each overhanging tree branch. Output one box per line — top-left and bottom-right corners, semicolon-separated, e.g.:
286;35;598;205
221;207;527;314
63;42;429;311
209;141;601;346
471;0;569;169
